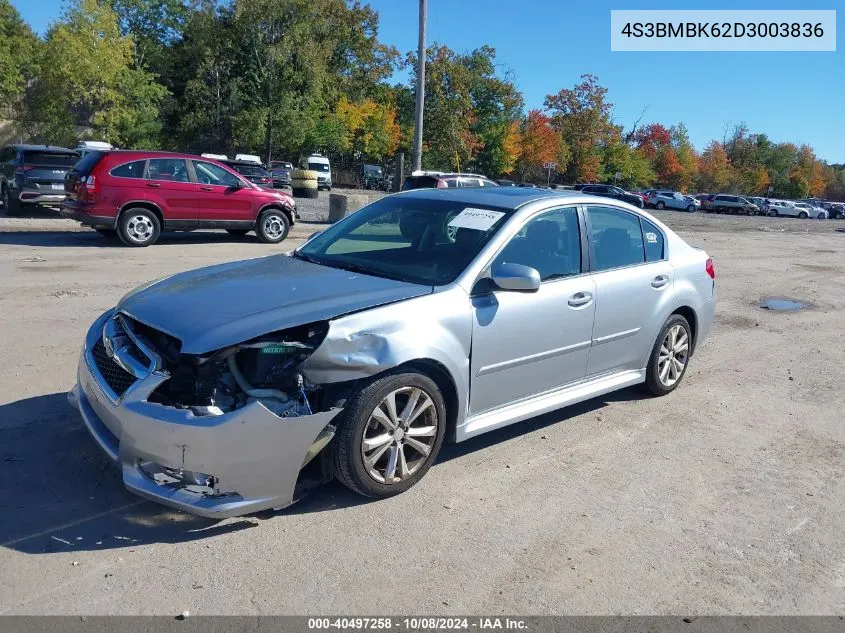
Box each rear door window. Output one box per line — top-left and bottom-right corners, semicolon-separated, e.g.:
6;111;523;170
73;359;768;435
110;160;146;179
148;158;190;182
586;206;646;272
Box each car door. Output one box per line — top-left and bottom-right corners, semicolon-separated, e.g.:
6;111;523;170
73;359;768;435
585;205;674;377
469;205;596;415
144;158;197;228
192;160;255;226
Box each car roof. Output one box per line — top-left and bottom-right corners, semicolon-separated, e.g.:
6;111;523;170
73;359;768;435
6;144;78;154
221;159;265;166
392;186;580;209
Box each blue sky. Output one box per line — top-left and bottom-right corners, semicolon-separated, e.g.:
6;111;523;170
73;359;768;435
13;0;844;162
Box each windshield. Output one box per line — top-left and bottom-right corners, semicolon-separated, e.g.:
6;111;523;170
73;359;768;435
308;162;330;172
296;197;512;286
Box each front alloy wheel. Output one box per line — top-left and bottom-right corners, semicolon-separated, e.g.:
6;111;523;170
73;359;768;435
333;372;446;498
361;387;438;484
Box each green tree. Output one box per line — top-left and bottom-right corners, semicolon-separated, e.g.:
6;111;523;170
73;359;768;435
0;0;40;110
106;0;189;70
29;0;167;147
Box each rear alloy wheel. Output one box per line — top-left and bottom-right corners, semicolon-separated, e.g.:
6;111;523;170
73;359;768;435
655;201;665;210
333;372;446;498
686;205;695;212
643;314;692;396
798;211;808;219
769;210;778;217
118;208;160;247
256;208;290;243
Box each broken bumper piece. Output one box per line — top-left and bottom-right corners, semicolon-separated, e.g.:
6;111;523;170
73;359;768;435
68;314;339;519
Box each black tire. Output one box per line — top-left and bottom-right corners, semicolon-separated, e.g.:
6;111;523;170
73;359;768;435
769;210;778;217
255;208;290;243
333;371;446;499
642;314;692;397
686;205;695;212
226;228;250;236
94;228;118;238
798;211;808;219
117;208;161;247
655;201;665;210
0;185;10;216
3;189;20;216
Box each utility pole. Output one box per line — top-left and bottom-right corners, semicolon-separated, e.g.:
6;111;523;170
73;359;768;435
411;0;427;173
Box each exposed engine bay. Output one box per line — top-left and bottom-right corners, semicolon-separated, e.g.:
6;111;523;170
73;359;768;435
145;321;330;419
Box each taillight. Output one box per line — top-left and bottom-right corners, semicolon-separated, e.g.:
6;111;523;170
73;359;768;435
705;258;715;279
15;166;34;176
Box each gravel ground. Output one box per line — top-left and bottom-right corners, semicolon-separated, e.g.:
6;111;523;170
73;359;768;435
1;205;844;615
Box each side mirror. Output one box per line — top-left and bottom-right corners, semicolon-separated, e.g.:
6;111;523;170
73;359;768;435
490;262;541;292
229;180;244;191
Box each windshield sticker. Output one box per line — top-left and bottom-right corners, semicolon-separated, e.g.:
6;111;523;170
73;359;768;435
645;232;658;243
447;208;505;231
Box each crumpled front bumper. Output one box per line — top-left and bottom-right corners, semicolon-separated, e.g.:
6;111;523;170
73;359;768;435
68;311;339;519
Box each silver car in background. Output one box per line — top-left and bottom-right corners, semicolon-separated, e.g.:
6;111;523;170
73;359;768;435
69;188;716;518
648;190;698;212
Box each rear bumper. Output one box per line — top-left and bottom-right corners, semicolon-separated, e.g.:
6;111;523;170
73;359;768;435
59;200;116;228
16;191;67;205
69;310;340;519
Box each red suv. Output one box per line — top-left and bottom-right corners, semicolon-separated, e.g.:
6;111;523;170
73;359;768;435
60;151;297;246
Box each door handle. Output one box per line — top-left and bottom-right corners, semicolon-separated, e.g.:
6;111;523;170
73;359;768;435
145;182;160;188
199;186;213;191
568;291;593;308
651;275;669;289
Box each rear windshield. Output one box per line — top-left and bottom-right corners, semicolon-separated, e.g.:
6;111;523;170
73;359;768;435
70;151;105;175
23;151;79;167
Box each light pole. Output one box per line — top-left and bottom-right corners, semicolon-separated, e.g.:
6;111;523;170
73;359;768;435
411;0;427;173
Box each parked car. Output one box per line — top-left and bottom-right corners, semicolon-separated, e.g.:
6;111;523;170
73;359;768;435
268;161;293;189
60;150;297;246
698;194;716;211
828;202;845;219
709;194;759;215
304;154;332;190
762;199;803;218
220;159;274;188
69;187;715;517
402;171;499;190
746;196;765;210
648;190;697;212
235;153;262;164
361;164;388;191
0;144;80;215
792;202;828;219
579;184;645;208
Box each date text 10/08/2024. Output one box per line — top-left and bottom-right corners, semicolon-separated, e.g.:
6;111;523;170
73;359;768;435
307;618;529;630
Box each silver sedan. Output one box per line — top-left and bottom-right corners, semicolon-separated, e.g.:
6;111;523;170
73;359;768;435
70;188;716;517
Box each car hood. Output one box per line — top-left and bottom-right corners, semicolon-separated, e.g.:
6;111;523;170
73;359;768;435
117;255;433;354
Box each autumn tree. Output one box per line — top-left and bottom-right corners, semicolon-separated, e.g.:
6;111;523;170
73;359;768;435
697;141;733;192
513;109;559;181
545;74;616;182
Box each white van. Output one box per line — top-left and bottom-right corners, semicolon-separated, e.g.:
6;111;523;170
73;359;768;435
235;153;262;164
304;154;332;190
76;141;114;157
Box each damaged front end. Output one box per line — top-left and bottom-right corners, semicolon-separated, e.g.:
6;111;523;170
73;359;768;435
68;310;342;518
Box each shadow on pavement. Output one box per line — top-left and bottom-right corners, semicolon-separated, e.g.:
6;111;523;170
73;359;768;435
0;387;648;553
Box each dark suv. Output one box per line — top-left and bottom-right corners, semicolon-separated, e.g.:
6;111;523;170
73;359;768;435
0;144;80;215
219;159;274;189
401;172;499;190
60;150;297;246
577;184;645;208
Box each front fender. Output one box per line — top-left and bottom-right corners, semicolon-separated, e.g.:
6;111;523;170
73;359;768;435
301;288;473;424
